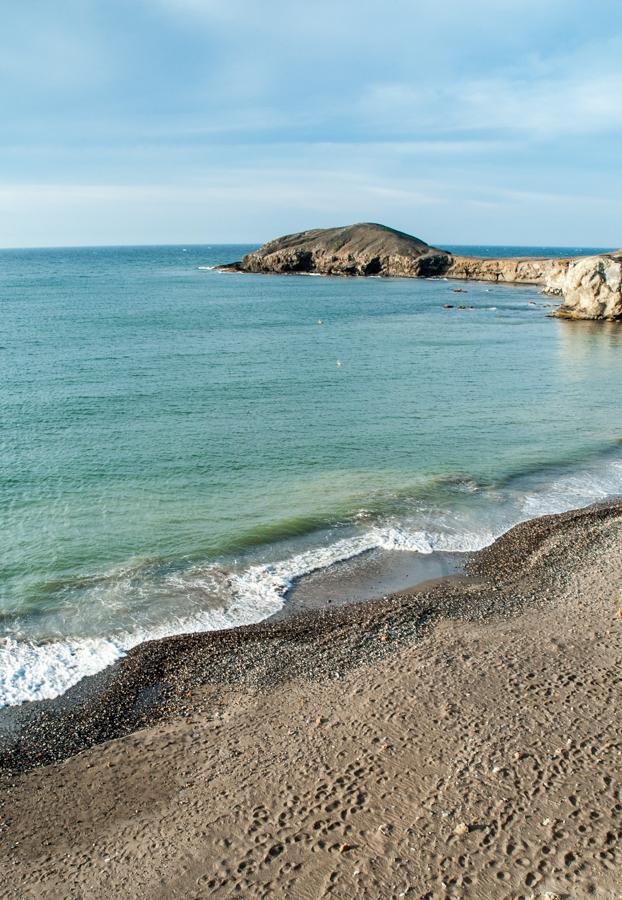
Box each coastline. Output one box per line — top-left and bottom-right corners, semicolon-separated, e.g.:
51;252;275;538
0;549;471;771
0;549;467;752
0;499;618;763
220;223;622;321
2;498;621;897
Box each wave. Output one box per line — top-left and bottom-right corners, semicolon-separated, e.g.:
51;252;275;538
0;522;489;707
2;448;622;708
0;575;283;707
229;523;491;617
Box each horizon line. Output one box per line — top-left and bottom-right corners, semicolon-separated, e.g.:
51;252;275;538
0;239;618;253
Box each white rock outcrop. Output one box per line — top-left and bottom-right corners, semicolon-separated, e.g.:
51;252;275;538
546;254;622;320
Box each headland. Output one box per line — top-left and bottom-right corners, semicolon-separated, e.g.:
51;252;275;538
220;222;622;321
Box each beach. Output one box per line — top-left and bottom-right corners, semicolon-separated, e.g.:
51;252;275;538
2;499;621;898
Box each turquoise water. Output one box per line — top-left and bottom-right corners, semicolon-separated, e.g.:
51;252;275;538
2;244;622;703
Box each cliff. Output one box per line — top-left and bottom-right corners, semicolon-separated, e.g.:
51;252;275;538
218;224;622;321
445;255;570;286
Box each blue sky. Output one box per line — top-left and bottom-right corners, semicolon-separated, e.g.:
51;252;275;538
1;0;621;247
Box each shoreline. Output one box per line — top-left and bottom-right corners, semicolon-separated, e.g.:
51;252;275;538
1;498;620;775
0;547;468;715
272;548;467;621
0;549;471;767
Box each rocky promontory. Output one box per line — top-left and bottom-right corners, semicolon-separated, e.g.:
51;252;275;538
446;250;622;320
219;223;622;321
220;222;451;277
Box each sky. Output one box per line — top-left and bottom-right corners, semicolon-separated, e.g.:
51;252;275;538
1;0;621;248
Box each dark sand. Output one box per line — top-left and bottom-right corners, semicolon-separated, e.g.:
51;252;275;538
1;501;621;898
274;549;467;620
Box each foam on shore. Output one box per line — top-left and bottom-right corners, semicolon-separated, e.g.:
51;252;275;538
2;452;622;708
0;525;488;707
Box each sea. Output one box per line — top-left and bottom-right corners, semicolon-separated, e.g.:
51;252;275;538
2;242;622;706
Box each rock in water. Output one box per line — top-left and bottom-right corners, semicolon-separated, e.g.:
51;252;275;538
220;222;451;277
547;253;622;320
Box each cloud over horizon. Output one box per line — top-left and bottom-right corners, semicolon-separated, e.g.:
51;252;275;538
1;0;621;247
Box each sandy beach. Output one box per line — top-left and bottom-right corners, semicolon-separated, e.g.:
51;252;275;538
1;500;621;898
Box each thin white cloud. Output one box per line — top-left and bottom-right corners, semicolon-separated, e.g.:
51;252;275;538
1;166;618;249
1;1;621;246
458;71;622;137
362;36;622;139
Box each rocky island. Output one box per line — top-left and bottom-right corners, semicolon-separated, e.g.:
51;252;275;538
220;222;622;320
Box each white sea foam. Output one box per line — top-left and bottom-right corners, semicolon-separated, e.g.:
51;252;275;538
197;265;216;270
0;582;283;707
3;455;622;708
1;636;124;708
228;524;494;626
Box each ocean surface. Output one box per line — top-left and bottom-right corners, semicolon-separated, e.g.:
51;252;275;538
2;242;622;706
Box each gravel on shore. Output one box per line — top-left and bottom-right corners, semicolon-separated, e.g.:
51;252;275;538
2;499;621;775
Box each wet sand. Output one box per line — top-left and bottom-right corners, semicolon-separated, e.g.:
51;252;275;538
274;549;467;620
1;501;621;898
